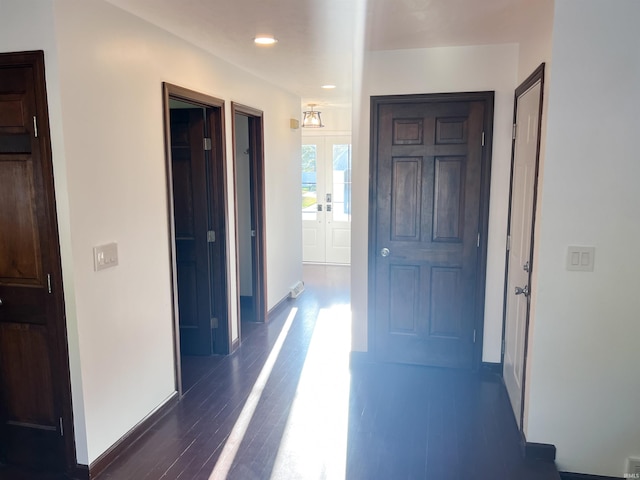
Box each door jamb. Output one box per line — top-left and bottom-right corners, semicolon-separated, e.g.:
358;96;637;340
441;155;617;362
162;83;229;395
368;92;495;369
500;63;545;430
231;103;267;341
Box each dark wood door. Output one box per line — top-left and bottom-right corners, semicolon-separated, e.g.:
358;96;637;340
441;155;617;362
370;95;492;368
0;52;73;470
170;109;213;355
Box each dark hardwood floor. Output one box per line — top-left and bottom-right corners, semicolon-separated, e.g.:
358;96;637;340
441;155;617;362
1;264;560;479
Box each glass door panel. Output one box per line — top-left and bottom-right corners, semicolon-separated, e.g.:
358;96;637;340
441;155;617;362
302;136;351;264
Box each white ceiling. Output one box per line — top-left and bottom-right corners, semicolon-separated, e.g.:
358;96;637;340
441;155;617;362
104;0;548;107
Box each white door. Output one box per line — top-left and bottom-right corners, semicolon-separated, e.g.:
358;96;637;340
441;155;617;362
302;136;351;264
503;75;543;429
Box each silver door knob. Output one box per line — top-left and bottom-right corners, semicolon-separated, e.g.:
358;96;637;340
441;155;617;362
380;248;390;257
515;285;529;296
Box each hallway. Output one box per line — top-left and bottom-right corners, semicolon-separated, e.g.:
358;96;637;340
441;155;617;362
93;264;558;479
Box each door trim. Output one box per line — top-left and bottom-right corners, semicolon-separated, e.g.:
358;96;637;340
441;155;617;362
162;83;229;395
231;103;267;337
0;50;78;472
367;92;495;369
500;64;545;430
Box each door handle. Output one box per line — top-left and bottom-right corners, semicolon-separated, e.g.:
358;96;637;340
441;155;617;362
523;261;530;272
514;285;529;296
0;298;3;306
317;204;323;212
380;247;390;257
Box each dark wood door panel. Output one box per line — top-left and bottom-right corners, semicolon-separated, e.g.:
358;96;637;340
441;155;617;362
433;156;466;242
171;108;213;355
371;94;492;369
0;52;74;471
0;158;42;286
0;323;56;424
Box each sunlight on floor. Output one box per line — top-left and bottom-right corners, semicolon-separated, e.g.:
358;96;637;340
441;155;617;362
208;307;299;480
269;304;352;480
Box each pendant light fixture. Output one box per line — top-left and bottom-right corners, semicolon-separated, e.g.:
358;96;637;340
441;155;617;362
302;104;324;128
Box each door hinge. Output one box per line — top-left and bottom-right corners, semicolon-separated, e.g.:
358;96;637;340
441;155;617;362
477;233;480;248
47;274;52;294
203;137;212;151
512;123;517;140
251;230;256;237
473;329;477;343
501;339;506;356
207;230;215;243
59;417;64;436
33;116;38;138
481;131;485;147
211;317;218;328
506;235;511;251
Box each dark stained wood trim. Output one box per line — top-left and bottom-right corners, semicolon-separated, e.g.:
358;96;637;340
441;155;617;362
500;63;545;431
162;83;182;395
368;92;495;370
88;393;178;478
266;293;291;318
0;50;79;474
559;473;621;480
162;83;229;392
349;351;374;367
481;362;502;375
230;102;268;338
206;102;231;355
525;442;556;462
230;337;240;354
70;463;90;480
164;84;225;109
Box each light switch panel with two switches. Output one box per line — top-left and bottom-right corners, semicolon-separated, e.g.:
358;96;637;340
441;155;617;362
566;246;595;272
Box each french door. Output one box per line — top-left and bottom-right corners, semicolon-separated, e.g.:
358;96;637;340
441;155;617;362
302;136;351;264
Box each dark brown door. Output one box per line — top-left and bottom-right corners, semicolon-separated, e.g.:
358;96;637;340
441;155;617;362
0;52;74;470
370;94;492;369
170;108;213;355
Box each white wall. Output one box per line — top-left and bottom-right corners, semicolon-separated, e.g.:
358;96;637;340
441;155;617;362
525;0;640;476
0;0;303;465
302;104;352;134
351;44;519;361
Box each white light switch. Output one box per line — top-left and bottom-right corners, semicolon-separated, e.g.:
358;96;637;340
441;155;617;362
566;246;595;272
94;242;118;271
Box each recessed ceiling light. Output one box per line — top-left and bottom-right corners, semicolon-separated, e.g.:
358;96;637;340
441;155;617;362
254;35;278;45
321;84;336;89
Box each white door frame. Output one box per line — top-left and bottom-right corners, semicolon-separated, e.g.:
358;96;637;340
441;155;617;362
302;134;352;264
502;64;545;431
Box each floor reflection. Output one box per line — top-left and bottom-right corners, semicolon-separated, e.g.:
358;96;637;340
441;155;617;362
209;308;299;480
269;304;352;479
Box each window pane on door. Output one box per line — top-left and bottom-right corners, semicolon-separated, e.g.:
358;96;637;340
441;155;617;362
302;145;317;221
332;144;351;222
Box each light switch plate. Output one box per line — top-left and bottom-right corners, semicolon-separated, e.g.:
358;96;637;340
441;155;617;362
566;246;595;272
94;242;118;271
